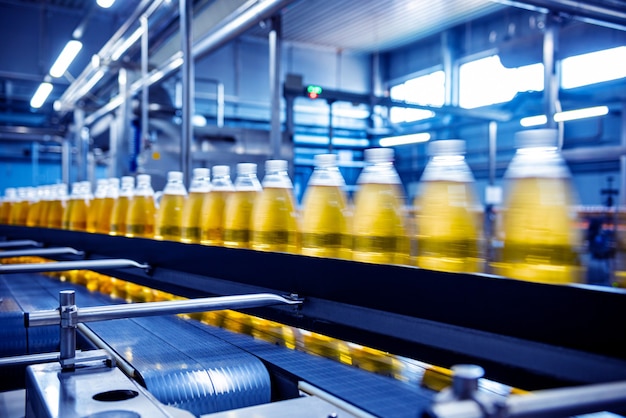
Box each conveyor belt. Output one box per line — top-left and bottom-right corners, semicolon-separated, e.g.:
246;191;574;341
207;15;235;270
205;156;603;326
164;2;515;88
0;272;271;416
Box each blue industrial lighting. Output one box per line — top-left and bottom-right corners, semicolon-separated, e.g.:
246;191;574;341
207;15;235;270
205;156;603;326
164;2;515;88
30;83;53;109
379;132;431;147
96;0;116;8
520;106;609;127
49;40;83;78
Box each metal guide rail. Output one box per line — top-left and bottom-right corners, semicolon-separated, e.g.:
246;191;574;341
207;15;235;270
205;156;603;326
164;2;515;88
1;225;626;390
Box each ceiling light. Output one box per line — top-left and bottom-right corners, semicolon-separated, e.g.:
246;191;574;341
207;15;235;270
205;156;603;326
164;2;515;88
520;114;547;127
111;27;144;61
97;0;116;8
520;106;609;127
49;40;83;78
379;133;431;147
30;83;53;109
553;106;609;122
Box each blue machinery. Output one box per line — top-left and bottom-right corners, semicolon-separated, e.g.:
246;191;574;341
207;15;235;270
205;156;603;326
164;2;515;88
1;224;626;417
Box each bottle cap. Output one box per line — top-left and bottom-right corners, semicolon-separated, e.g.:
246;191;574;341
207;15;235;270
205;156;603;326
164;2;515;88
515;129;558;149
428;140;465;156
167;171;183;182
237;163;257;175
97;179;108;186
121;176;134;187
266;159;288;172
364;148;394;163
5;188;16;197
108;178;120;187
137;174;151;184
193;168;210;179
212;165;230;177
314;153;337;167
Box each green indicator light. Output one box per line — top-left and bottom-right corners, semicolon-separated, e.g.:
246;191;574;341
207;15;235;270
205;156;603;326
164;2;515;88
307;85;323;95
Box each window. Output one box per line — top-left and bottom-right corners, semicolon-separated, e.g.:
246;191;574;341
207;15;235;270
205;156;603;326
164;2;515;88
459;55;543;109
389;70;444;123
561;46;626;89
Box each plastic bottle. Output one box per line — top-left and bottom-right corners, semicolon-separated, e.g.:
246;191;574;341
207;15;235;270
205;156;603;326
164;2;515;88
0;188;17;224
26;186;44;227
110;176;134;236
46;184;67;229
352;148;409;265
300;154;352;259
96;178;119;234
200;165;234;246
87;179;109;233
154;171;187;241
181;168;211;244
36;185;53;228
496;129;582;284
126;174;156;238
68;181;91;231
9;187;32;226
414;140;483;273
223;163;262;249
250;160;300;254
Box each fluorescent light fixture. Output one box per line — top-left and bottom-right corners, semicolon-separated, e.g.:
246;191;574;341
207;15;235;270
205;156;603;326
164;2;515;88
520;106;609;127
379;132;431;147
520;114;547;127
192;115;207;127
111;27;144;61
30;82;53;108
97;0;116;8
294;135;370;147
553;105;609;122
49;40;82;78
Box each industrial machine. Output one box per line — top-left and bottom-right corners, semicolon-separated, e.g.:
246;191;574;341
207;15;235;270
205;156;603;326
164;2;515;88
1;225;626;417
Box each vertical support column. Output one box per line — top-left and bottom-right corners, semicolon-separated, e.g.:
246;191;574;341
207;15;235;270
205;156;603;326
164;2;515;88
269;15;282;159
441;30;459;139
31;142;39;185
543;14;560;132
180;0;194;186
217;82;225;128
62;137;71;185
140;15;149;165
328;100;334;153
488;121;497;187
620;103;626;206
111;68;131;178
74;109;87;181
59;290;77;371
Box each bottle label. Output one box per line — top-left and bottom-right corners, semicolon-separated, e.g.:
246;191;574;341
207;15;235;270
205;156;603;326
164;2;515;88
301;233;345;248
353;235;402;253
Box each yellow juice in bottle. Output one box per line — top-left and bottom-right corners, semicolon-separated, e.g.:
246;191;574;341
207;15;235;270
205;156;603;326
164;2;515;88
37;186;52;228
10;188;31;226
155;194;185;240
181;192;206;243
0;188;16;224
499;177;581;283
110;176;134;236
251;186;299;253
224;190;259;248
87;179;108;233
127;195;156;238
200;165;233;246
46;184;67;229
352;182;408;265
301;185;351;259
415;181;482;273
25;199;41;227
495;129;582;284
200;190;231;246
181;168;211;244
68;182;90;231
223;163;262;249
126;174;156;238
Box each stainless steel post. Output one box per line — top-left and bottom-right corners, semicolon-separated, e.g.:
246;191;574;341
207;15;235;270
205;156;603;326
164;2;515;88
141;15;149;159
59;290;77;370
269;15;282;159
180;0;194;185
543;14;559;130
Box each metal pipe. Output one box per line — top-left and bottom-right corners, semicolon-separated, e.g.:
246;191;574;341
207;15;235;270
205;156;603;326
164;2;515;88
0;351;62;368
621;103;626;206
488;121;497;186
217;82;225;128
27;293;301;327
269;15;282;159
0;247;83;259
77;323;136;378
0;240;42;249
0;259;149;274
84;0;295;127
180;0;194;185
543;14;559;130
141;15;149;160
328;101;334;153
62;137;71;185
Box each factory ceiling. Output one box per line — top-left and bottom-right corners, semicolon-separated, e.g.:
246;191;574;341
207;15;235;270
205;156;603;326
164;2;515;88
0;0;624;135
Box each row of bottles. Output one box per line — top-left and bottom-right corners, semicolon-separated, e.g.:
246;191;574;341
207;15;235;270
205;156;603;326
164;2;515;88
0;129;582;285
